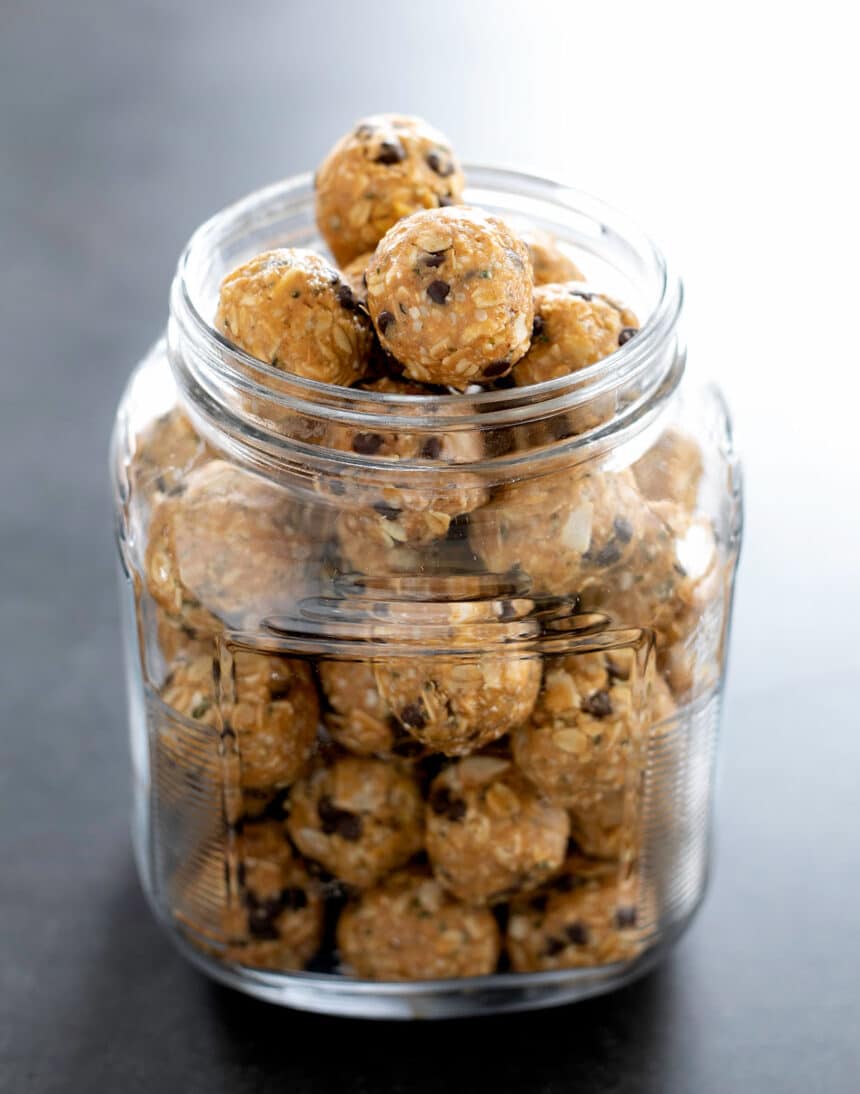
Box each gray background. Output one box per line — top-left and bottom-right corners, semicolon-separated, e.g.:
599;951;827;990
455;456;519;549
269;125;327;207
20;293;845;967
2;2;858;1091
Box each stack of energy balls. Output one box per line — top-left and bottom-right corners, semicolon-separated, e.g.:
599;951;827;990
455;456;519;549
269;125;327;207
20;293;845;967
138;115;713;981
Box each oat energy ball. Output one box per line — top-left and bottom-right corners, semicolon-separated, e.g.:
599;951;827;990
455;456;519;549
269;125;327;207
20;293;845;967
374;648;542;756
223;820;324;970
145;460;314;634
161;649;319;791
315;114;465;266
426;757;569;904
365;206;534;387
215;248;372;386
507;857;644;971
512;285;639;387
286;756;424;888
337;867;500;980
519;228;585;286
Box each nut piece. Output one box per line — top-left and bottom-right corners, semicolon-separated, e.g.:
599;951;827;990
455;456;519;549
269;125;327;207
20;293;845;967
365;206;534;388
337;867;500;980
519;227;585;286
426;758;569;903
287;756;424;888
315;114;465;265
215;248;372;386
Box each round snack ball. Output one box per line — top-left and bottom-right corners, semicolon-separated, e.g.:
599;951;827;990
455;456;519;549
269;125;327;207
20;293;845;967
632;428;704;513
469;467;648;597
215;248;372;386
315;114;465;266
426;757;569;904
519;227;584;286
129;406;211;503
365;206;534;388
337;867;500;980
374;647;542;757
222;820;324;970
512;285;639;388
145;460;315;634
319;660;425;759
506;856;645;971
160;649;320;792
513;650;675;807
286;756;424;888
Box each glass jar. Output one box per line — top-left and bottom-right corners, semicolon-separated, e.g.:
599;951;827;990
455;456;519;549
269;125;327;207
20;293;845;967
110;167;742;1019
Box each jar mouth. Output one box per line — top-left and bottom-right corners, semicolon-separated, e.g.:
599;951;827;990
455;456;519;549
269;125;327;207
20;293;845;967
169;166;684;469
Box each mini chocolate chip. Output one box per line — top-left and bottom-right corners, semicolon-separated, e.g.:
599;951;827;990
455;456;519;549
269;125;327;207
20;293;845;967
530;894;548;913
426;150;455;177
446;513;470;541
613;517;634;543
377;310;395;335
421;436;443;459
594;541;622;567
581;689;613;718
551;873;581;894
482;359;510;378
427;279;450;304
375;140;406;165
399;702;427;729
281;887;309;911
317;796;363;841
438;194;454;207
616;905;637;928
565;921;589;946
335;283;355;310
352;432;383;455
569;290;594;301
430;785;468;822
544;936;567;957
421;251;447;268
618;327;638;346
532;314;545;339
372;501;401;520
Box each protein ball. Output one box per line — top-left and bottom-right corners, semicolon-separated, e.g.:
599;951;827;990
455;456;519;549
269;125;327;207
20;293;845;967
506;856;645;971
160;649;319;791
215;248;372;386
286;756;424;888
145;461;314;634
319;660;425;759
374;646;542;756
365;206;534;388
426;757;569;904
519;227;585;286
315;114;465;266
222;820;324;970
337;867;501;980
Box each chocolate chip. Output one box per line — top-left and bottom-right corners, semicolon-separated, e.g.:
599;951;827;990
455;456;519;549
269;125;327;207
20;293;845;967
613;517;633;544
532;314;545;340
281;887;309;911
335;283;355;310
569;290;594;301
421;251;447;268
615;905;637;928
594;541;622;567
618;327;638;346
544;936;566;957
269;680;293;701
446;513;470;541
375;140;406;165
565;921;589;946
377;310;395;335
426;150;455;177
352;432;383;455
530;894;548;913
551;873;582;894
246;895;283;940
427;279;450;304
421;436;443;459
482;359;510;378
317;795;363;841
429;785;468;822
438;194;454;207
372;501;401;520
399;702;427;730
581;689;613;718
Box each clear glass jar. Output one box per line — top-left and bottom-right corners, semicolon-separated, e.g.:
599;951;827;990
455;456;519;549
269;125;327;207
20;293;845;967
110;167;742;1019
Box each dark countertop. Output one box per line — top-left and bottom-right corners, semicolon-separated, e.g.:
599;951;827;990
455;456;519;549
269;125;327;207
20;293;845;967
2;3;858;1091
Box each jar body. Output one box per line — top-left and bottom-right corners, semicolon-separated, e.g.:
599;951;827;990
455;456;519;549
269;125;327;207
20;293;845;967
111;172;742;1018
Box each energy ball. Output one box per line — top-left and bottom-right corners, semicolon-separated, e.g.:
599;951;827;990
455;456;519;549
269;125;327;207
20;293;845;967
469;467;647;597
222;820;324;970
632;428;704;513
374;647;542;756
145;460;315;634
512;650;675;807
315;114;465;266
129;407;211;503
215;248;372;386
512;285;639;387
519;227;584;286
506;856;645;971
319;660;424;759
365;206;534;388
426;757;569;903
160;648;320;792
337;867;500;980
286;756;424;888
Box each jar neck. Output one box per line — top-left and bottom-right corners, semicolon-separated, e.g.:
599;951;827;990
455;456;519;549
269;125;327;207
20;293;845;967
166;168;685;485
